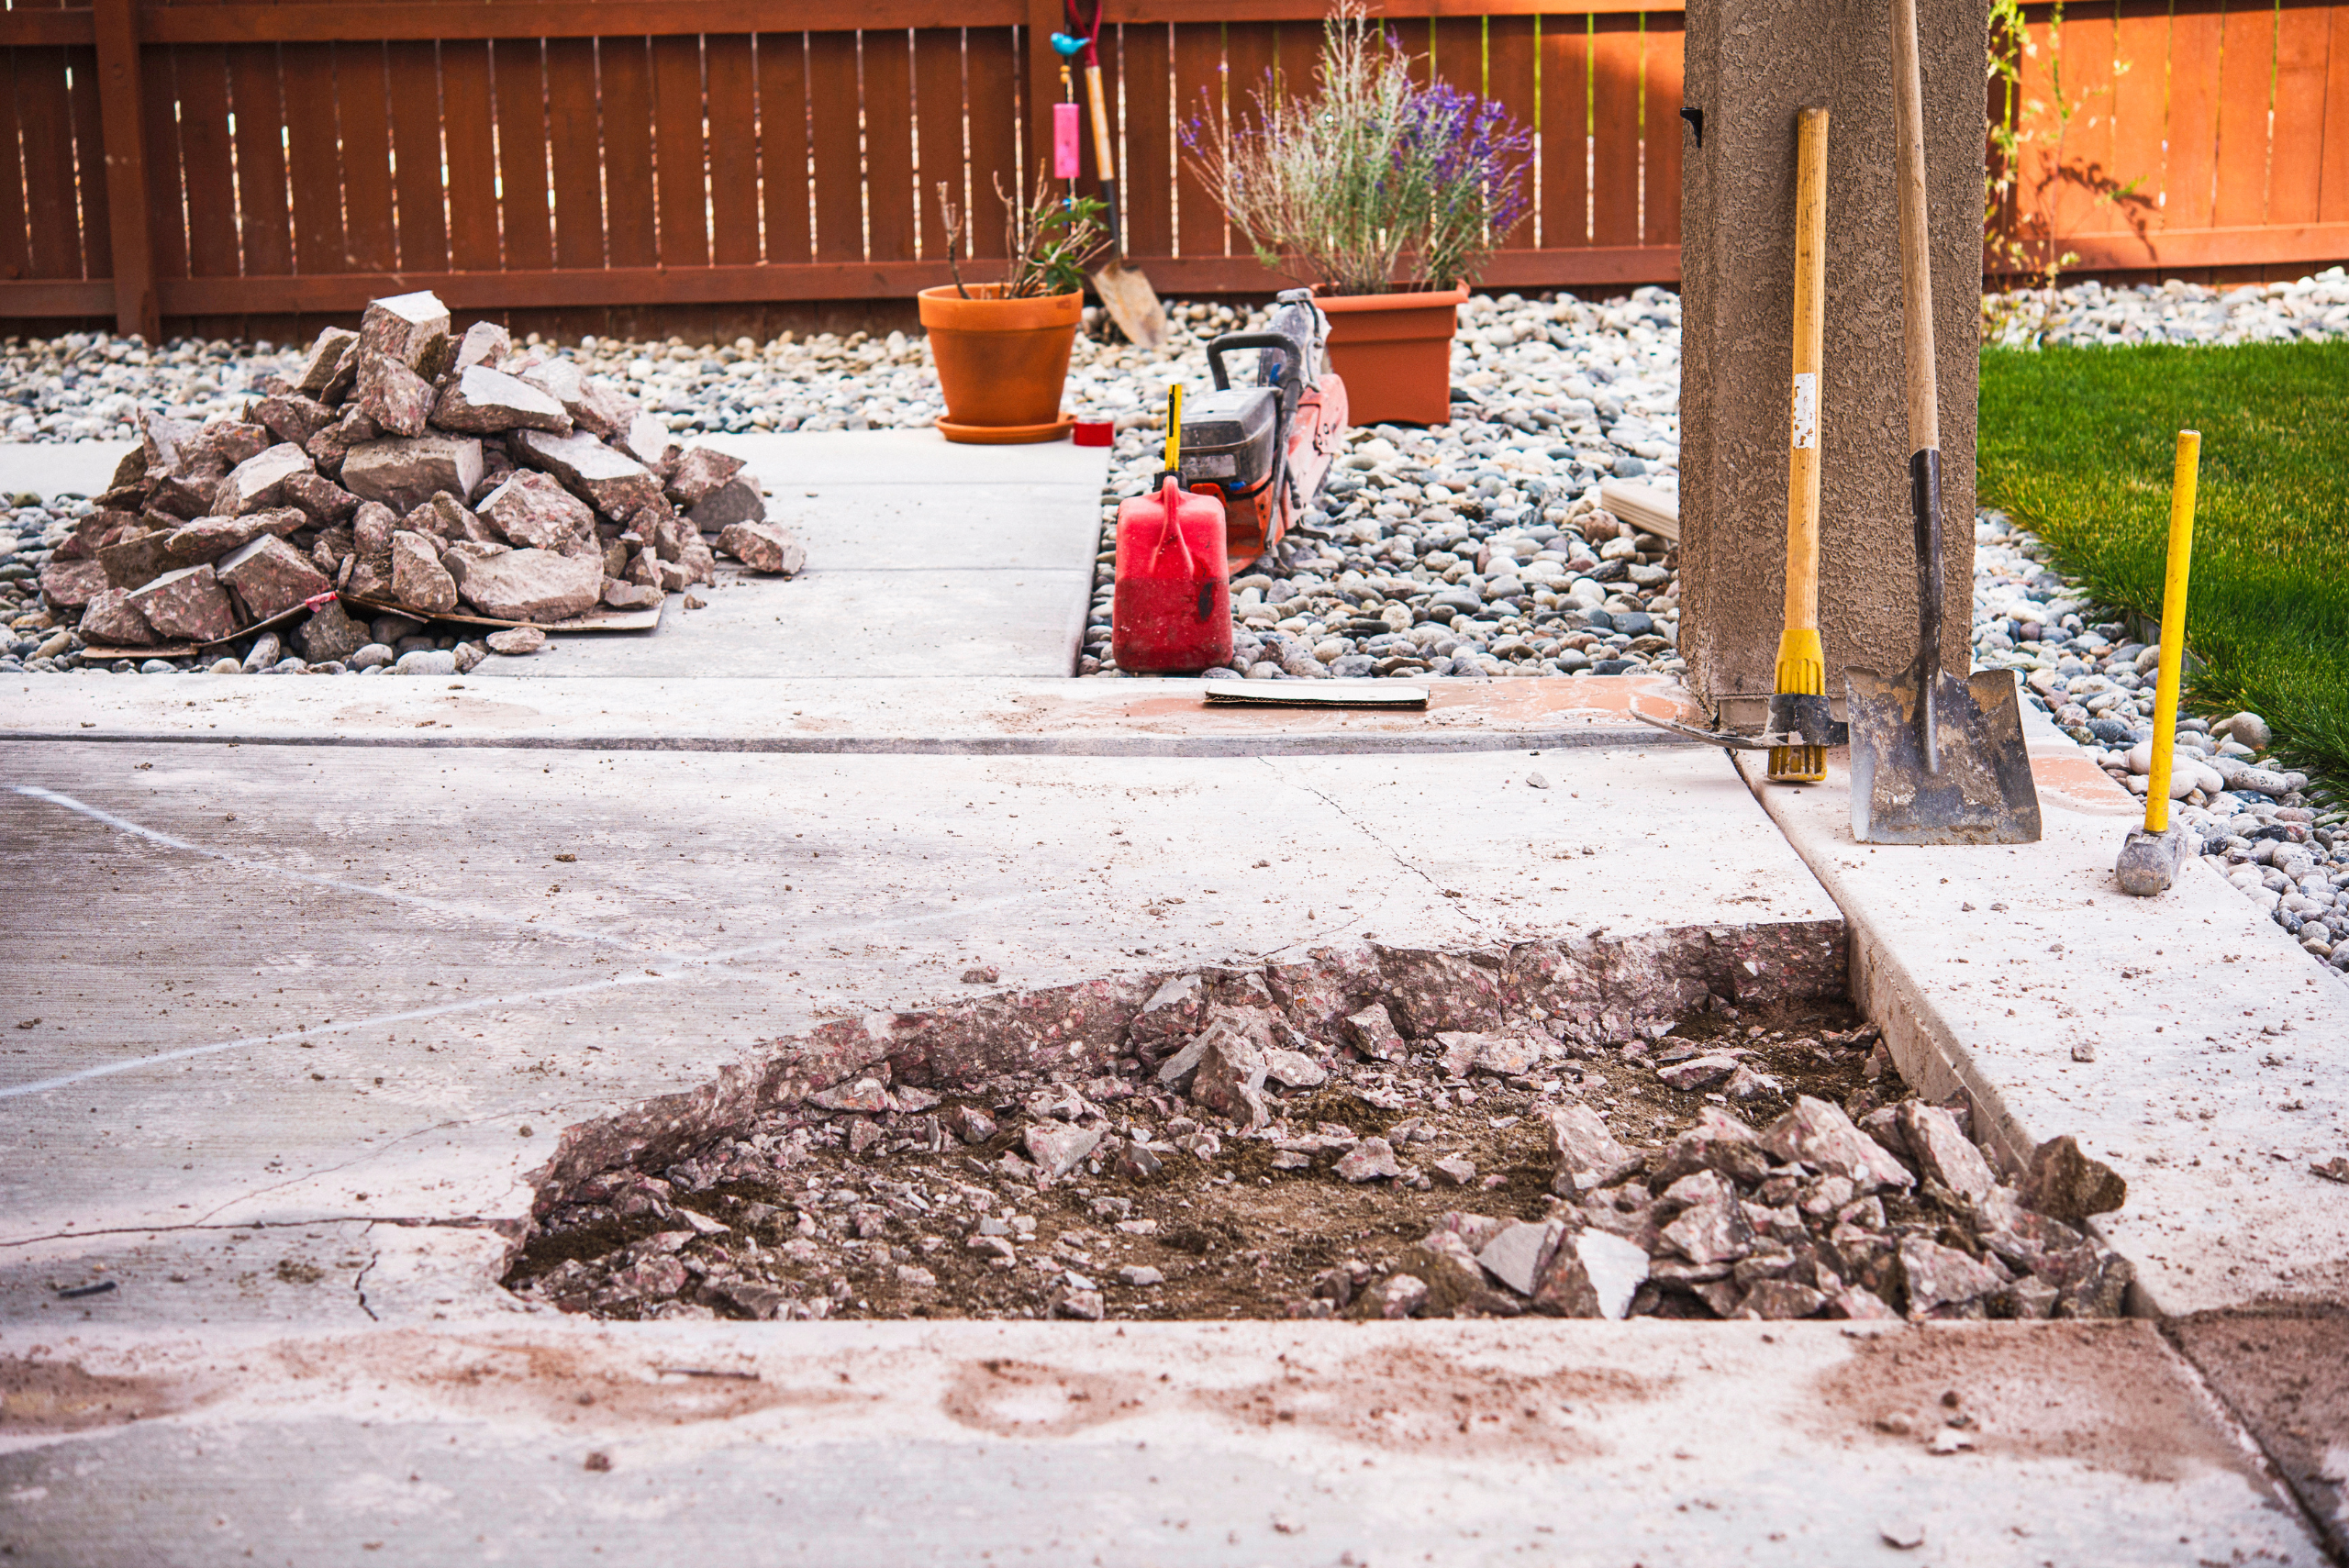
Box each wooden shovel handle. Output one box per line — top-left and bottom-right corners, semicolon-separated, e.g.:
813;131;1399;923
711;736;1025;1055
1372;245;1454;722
1891;0;1937;454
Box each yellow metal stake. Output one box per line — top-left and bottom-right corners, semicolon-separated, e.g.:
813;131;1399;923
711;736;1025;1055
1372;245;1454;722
2143;429;2200;834
1768;107;1830;784
2116;428;2200;895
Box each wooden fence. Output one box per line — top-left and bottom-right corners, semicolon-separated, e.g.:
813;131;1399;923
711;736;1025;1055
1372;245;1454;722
1990;0;2349;279
0;0;1683;339
0;0;2341;340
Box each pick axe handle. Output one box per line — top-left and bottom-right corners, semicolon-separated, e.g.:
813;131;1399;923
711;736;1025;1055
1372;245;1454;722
1783;107;1828;638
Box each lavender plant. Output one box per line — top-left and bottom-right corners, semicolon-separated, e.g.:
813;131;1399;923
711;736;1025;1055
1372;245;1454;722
1181;4;1531;295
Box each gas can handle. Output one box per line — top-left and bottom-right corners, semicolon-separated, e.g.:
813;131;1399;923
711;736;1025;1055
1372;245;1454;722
1157;383;1182;484
1205;331;1301;392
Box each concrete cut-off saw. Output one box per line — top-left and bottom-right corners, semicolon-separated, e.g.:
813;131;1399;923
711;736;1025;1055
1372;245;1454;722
1174;287;1349;574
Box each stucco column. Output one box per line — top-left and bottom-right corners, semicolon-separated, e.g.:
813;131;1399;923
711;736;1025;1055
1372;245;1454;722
1677;0;1989;728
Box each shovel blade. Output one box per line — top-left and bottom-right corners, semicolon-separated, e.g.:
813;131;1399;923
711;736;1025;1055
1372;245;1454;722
1091;258;1168;352
1844;663;2043;844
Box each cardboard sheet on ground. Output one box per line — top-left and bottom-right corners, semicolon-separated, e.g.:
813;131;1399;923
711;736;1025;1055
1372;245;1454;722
340;595;663;633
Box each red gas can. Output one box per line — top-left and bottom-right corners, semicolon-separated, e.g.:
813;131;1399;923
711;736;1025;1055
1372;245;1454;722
1111;476;1233;673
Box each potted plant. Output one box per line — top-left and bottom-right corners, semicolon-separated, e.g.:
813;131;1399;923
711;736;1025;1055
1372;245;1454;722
1182;5;1531;425
920;173;1106;443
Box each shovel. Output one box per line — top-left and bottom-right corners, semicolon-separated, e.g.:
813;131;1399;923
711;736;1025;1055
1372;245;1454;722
1843;0;2041;846
1063;0;1168;351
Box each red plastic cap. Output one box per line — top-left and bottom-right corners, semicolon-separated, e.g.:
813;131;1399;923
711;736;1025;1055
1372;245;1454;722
1072;420;1114;447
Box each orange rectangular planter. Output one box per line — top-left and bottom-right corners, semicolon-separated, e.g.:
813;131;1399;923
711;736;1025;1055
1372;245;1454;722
1314;284;1469;427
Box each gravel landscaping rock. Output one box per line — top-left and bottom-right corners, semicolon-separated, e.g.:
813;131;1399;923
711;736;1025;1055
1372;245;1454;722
6;270;2342;684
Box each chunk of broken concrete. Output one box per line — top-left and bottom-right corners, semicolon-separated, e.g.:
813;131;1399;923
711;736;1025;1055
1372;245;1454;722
163;507;304;566
295;326;359;398
37;557;106;608
1898;1235;2009;1318
686;474;767;532
668;446;746;506
217;535;331;622
1191;1024;1270;1129
212;442;315;517
343;435;485;514
1342;1002;1407;1062
359;289;453;376
1023;1123;1103;1183
1545;1102;1639;1195
79;587;158;646
479;470;596;552
389;530;459;615
1760;1095;1915;1192
1531;1227;1649;1318
2017;1135;2127;1224
715;520;806;576
292;599;372;663
486;625;546;656
1896;1100;1997;1207
433;363;573;435
1475;1218;1567;1296
510;428;664;519
1333;1137;1400;1183
356;348;435;437
128;563;239;641
459;548;604;623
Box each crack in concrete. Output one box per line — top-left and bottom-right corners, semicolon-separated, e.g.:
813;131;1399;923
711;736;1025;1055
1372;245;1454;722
11;782;638;951
0;888;1034;1103
0;1214;502;1249
1258;756;1485;920
354;1224;381;1322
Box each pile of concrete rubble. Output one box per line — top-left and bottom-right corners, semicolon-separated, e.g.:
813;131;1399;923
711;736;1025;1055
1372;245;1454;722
509;977;2135;1326
35;290;806;665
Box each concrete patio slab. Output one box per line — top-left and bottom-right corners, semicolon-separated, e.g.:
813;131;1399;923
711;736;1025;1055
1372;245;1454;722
0;672;1709;754
0;731;1835;1260
0;429;1113;679
0;1319;2323;1565
1735;712;2349;1318
0;439;133;499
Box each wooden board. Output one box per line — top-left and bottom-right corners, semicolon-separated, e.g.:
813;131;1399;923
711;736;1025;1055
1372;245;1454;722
1598;478;1679;543
1203;684;1429;707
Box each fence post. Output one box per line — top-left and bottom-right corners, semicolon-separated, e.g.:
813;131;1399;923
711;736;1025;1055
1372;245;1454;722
91;0;159;343
1026;0;1066;209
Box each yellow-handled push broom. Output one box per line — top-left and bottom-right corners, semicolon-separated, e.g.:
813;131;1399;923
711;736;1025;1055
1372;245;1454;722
1767;106;1831;784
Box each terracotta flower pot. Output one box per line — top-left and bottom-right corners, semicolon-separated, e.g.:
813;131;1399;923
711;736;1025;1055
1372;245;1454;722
1315;284;1470;427
918;284;1082;444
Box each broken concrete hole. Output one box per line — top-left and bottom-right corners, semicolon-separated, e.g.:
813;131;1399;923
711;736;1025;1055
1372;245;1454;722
505;934;2132;1327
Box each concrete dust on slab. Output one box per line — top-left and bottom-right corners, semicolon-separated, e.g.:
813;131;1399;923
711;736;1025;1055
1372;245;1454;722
0;1319;2321;1565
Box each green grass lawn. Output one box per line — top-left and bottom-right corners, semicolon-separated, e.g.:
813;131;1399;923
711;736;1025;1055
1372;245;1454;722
1977;339;2349;792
